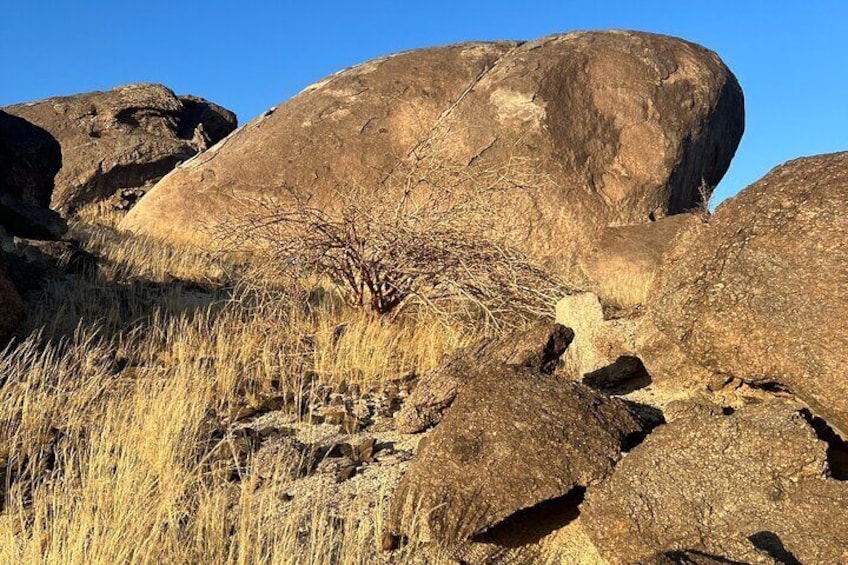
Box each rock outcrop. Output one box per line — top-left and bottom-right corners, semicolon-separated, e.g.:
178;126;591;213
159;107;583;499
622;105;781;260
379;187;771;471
390;367;647;546
650;152;848;436
582;402;848;564
122;31;743;277
3;83;237;212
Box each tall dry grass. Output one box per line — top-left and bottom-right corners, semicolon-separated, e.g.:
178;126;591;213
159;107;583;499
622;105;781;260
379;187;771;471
0;212;490;564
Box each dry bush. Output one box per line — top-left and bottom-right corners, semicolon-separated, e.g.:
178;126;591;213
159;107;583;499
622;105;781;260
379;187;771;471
216;151;567;327
694;178;713;222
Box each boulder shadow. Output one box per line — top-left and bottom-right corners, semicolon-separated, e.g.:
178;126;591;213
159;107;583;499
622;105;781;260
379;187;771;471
471;486;586;548
582;355;652;395
799;408;848;481
748;531;802;565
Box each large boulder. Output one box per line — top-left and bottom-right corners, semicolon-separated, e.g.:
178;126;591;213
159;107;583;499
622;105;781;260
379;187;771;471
650;152;848;436
582;402;848;564
389;367;647;546
121;31;743;276
3;84;237;212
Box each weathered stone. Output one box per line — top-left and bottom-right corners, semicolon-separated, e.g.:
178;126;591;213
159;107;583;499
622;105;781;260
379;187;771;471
395;321;573;433
4;84;237;212
390;367;646;545
650;152;848;436
582;402;848;564
122;31;743;277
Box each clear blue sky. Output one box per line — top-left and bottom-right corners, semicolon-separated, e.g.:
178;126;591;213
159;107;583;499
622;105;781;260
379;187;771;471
2;1;846;204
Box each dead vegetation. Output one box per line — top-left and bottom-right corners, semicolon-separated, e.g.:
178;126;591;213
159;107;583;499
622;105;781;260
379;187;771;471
215;150;568;326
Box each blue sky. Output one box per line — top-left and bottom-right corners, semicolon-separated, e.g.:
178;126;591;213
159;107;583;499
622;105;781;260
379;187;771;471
2;1;846;204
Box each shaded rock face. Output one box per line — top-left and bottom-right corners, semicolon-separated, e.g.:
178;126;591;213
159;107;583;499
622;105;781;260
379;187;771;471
122;30;743;275
0;110;61;208
650;152;848;436
582;403;848;564
0;110;67;340
0;253;23;341
0;110;67;240
395;321;573;434
390;367;646;546
4;83;237;212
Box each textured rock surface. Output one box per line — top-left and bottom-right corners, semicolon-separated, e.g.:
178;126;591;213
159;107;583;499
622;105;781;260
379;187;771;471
582;402;848;564
122;31;743;274
390;368;646;544
4;84;236;212
395;321;573;433
650;152;848;436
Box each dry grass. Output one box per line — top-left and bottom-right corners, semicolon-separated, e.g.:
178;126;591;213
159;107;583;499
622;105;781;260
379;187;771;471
0;212;491;564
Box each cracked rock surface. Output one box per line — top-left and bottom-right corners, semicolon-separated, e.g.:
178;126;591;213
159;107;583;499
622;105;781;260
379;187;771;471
395;320;573;433
650;152;848;437
582;402;848;564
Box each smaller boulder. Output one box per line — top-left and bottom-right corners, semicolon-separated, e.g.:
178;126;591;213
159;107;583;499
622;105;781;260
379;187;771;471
3;84;237;212
555;293;638;380
390;366;647;545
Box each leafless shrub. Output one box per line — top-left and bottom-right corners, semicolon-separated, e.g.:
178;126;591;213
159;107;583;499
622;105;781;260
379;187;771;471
216;151;567;326
695;177;713;222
